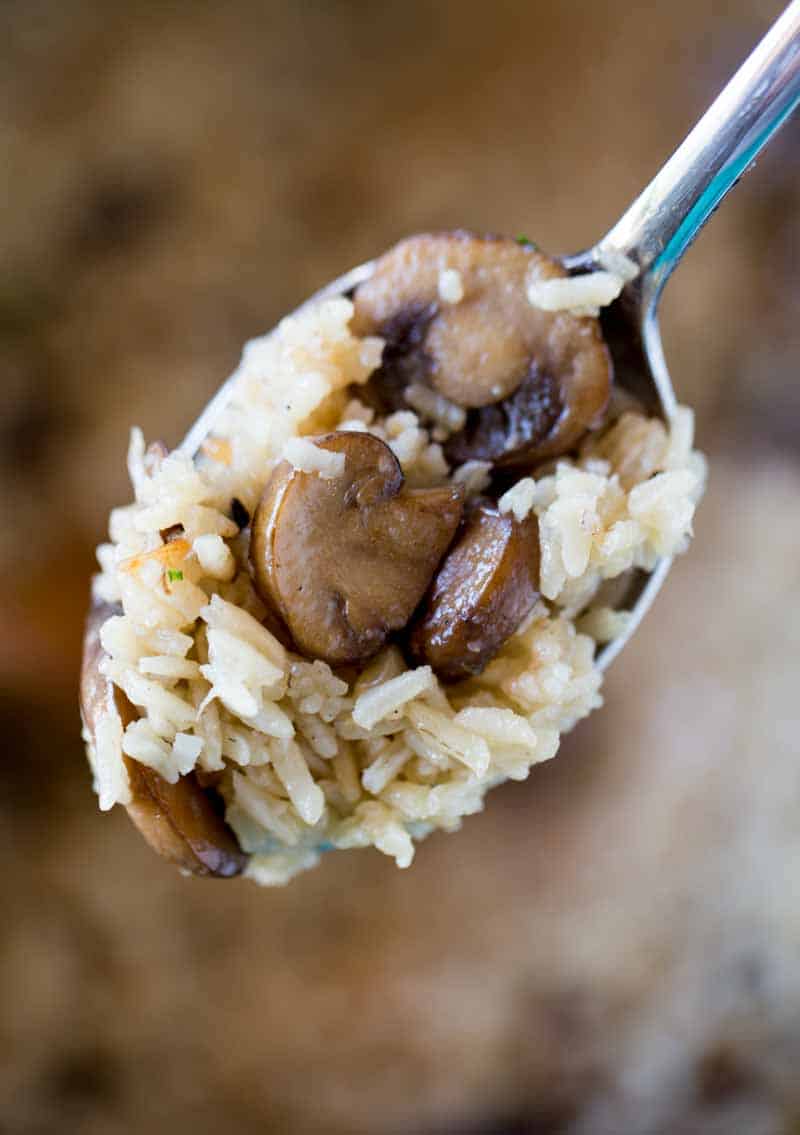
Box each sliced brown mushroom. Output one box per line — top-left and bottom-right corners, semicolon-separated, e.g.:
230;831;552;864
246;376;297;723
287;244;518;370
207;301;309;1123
250;431;464;666
80;603;248;878
351;231;612;466
444;359;562;468
409;498;540;680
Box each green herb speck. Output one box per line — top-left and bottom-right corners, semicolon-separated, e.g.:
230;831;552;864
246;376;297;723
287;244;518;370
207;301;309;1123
167;569;184;582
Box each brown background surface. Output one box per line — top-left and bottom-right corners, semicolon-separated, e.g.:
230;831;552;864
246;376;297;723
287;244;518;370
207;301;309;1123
2;2;800;1133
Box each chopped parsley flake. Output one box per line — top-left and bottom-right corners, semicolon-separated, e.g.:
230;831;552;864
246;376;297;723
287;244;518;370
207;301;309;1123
515;234;537;248
167;569;184;582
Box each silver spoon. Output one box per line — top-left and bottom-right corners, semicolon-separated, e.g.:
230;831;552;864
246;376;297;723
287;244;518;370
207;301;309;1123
183;1;800;668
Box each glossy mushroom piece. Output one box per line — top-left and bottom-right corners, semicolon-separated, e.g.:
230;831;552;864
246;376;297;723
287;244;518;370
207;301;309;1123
250;431;464;666
80;604;248;877
351;231;612;468
409;499;541;680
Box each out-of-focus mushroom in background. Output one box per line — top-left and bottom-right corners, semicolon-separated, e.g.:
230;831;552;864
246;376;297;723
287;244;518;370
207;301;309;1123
2;2;800;1133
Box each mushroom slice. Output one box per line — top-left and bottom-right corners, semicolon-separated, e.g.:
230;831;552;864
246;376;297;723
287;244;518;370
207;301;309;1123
409;498;540;681
444;359;562;468
352;231;612;463
80;604;247;878
250;431;464;666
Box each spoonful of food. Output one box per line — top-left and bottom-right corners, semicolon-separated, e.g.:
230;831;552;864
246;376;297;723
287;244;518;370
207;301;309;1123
82;3;800;884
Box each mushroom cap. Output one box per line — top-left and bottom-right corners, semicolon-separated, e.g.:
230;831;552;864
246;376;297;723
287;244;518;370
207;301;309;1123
80;603;247;878
409;498;541;680
352;231;612;465
250;431;464;667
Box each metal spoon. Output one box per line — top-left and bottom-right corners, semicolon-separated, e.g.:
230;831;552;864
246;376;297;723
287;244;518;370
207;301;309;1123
183;1;800;668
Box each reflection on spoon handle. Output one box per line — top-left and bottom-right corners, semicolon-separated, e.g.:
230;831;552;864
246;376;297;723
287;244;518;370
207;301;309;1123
599;0;800;293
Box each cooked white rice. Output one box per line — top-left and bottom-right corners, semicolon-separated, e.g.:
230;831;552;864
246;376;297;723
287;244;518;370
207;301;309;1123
452;459;493;497
438;267;465;304
403;382;466;435
87;293;705;884
526;269;626;318
595;247;639;282
282;436;347;478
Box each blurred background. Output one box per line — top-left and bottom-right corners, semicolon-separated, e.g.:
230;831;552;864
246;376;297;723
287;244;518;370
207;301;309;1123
2;1;800;1132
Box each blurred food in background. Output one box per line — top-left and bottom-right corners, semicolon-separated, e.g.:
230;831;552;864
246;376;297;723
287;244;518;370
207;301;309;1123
1;1;799;1133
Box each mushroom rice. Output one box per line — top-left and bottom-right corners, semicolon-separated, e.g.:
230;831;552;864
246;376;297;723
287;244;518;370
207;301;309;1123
81;232;706;884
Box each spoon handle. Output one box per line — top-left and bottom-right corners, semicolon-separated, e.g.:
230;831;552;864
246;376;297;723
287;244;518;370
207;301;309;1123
598;0;800;294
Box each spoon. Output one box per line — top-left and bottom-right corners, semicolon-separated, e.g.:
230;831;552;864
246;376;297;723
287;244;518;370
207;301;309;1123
182;1;800;669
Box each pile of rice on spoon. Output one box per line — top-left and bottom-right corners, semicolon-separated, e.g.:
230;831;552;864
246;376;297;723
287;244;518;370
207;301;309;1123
80;232;705;885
